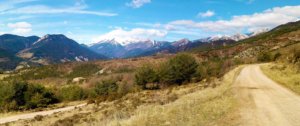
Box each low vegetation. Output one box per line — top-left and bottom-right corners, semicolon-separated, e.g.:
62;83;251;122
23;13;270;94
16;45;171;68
56;85;87;101
261;47;300;94
109;66;242;126
66;63;100;78
0;81;58;112
8;65;61;80
135;53;239;90
7;66;243;126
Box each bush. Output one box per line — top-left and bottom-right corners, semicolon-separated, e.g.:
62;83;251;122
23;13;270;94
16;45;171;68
273;52;281;61
159;53;198;85
257;52;272;62
93;79;118;96
24;84;58;108
0;81;58;111
292;50;300;63
194;65;208;82
135;64;158;89
57;85;87;101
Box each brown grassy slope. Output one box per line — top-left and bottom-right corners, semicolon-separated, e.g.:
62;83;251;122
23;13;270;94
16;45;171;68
12;54;172;88
261;63;300;95
190;21;300;62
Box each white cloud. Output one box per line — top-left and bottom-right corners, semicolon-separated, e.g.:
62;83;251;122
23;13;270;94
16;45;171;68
169;5;300;33
0;0;37;11
197;10;215;18
93;28;167;45
171;30;200;36
0;5;117;17
7;22;32;34
135;22;161;28
0;0;117;17
8;22;31;29
127;0;151;8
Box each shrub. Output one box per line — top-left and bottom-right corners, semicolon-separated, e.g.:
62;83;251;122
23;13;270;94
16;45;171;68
24;84;58;108
0;81;58;111
292;49;300;63
257;52;272;62
193;65;208;82
117;81;132;95
273;52;281;61
57;85;87;101
206;61;222;77
159;53;198;85
93;79;118;96
135;64;158;89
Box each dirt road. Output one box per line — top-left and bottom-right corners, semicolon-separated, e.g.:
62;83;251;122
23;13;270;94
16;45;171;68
0;103;86;124
234;65;300;126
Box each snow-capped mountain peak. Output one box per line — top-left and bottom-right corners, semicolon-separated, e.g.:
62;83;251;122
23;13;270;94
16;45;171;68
96;38;120;45
91;38;155;46
172;38;191;47
231;33;249;41
248;28;269;37
33;34;68;45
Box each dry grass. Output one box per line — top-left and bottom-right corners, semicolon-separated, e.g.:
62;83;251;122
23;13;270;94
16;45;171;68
0;74;8;80
107;66;243;126
261;63;300;94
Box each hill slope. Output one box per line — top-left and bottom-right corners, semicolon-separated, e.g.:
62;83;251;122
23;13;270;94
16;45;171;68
0;34;39;54
188;20;300;61
0;48;22;70
18;34;107;64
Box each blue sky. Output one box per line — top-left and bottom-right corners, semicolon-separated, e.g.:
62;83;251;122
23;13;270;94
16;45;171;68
0;0;300;44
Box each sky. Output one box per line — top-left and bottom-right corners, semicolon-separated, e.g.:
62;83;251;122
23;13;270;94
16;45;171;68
0;0;300;44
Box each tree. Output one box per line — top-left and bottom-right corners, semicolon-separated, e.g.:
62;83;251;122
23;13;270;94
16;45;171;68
25;84;58;108
135;64;158;89
159;53;198;85
0;81;58;111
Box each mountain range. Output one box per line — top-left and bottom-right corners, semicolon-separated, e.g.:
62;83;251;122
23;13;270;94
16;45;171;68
89;32;265;58
0;29;267;70
0;34;106;70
